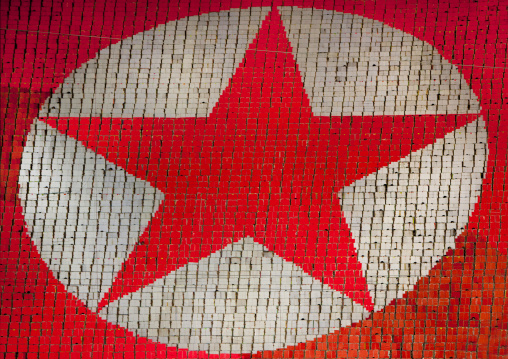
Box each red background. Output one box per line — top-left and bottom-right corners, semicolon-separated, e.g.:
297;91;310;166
1;0;507;358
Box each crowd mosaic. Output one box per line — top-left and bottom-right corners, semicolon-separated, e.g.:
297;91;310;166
2;1;507;358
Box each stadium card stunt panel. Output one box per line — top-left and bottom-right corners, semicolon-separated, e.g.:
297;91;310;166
18;7;487;354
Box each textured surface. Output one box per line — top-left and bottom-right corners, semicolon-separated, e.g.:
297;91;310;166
278;7;480;116
99;237;369;353
339;118;487;311
18;119;165;311
39;8;270;118
2;1;507;358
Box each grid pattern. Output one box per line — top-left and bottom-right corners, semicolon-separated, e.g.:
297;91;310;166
1;1;507;358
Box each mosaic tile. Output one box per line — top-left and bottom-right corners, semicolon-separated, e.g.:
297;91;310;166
2;1;506;358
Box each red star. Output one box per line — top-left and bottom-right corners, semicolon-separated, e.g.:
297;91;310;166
42;8;478;312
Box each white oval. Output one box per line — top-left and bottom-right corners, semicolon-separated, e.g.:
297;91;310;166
20;6;487;355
